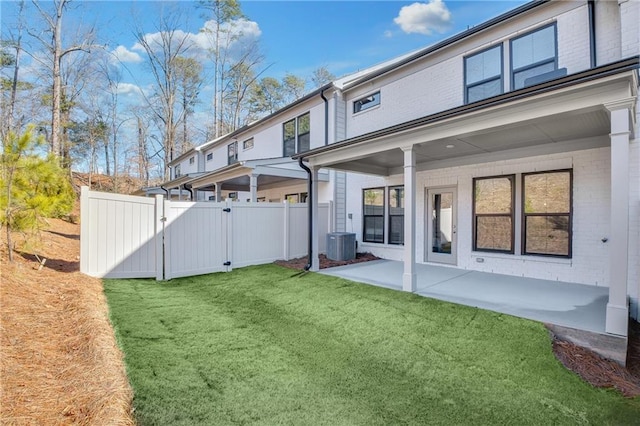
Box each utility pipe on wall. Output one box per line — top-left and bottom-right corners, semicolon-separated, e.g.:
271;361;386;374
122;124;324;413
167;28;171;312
298;158;313;271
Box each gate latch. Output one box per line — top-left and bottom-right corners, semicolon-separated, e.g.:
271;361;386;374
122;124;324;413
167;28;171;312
223;208;231;213
223;261;231;266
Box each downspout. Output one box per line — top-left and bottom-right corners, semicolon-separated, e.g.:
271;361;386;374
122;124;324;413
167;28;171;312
321;88;329;146
160;185;169;199
182;183;194;200
588;0;596;68
298;158;313;271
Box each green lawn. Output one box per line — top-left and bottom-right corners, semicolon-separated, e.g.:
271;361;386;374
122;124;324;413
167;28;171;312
104;264;640;425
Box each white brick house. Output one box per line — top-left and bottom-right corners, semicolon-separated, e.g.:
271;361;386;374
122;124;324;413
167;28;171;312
295;0;640;341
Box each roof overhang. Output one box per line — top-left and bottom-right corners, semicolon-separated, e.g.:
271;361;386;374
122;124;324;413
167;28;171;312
188;158;329;191
296;58;638;176
159;173;206;189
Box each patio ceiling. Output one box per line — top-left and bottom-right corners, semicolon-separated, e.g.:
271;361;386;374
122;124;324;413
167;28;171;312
188;158;329;192
334;107;611;176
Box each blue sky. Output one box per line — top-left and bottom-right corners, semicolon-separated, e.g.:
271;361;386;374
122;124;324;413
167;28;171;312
2;0;528;89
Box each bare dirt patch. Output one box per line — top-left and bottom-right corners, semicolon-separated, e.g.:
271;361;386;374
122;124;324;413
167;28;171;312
274;252;381;270
1;218;134;425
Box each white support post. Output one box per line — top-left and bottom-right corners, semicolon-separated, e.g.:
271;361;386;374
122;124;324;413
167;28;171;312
283;201;290;261
311;166;320;271
215;182;222;202
250;174;259;202
402;146;417;292
605;100;634;336
155;194;165;281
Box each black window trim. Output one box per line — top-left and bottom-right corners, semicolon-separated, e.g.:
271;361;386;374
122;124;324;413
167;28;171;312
509;22;558;90
227;141;238;165
283;112;311;157
521;168;573;258
362;187;385;244
472;174;515;254
388;185;404;246
353;91;381;114
464;44;504;104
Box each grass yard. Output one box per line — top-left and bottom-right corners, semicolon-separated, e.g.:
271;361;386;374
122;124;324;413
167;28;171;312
104;264;640;425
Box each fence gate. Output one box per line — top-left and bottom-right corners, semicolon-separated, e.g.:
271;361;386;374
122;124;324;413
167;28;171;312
163;201;229;280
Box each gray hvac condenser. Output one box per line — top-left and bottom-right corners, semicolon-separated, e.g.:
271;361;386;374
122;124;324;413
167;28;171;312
326;232;356;261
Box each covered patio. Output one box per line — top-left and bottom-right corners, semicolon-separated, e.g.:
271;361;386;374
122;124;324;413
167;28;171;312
189;158;329;202
320;259;628;363
299;59;638;347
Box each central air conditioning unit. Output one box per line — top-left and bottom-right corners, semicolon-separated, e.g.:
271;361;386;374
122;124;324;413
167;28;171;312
326;232;356;261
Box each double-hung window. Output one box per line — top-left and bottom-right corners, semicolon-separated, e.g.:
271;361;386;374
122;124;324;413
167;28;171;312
473;175;515;253
464;45;503;103
283;112;311;157
388;186;404;245
511;23;557;90
227;141;238;165
522;170;572;257
363;188;385;243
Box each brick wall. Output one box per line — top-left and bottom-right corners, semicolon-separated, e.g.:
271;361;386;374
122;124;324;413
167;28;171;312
344;146;637;293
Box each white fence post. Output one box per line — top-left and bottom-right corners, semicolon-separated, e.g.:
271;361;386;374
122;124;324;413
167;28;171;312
155;195;165;281
80;186;89;275
226;199;233;272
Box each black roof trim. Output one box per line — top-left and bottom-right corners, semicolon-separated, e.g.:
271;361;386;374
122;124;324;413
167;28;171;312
295;56;639;160
344;0;549;90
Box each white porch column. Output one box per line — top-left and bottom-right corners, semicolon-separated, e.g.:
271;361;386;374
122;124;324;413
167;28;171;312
215;182;222;202
249;174;259;202
402;146;417;292
310;166;320;271
605;100;634;336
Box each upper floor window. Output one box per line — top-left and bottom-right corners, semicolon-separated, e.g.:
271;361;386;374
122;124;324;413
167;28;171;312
522;170;571;257
473;175;514;253
465;45;503;104
174;164;181;178
189;156;195;165
227;141;238;165
283;112;310;157
511;24;557;90
243;138;254;150
353;91;380;113
206;152;213;161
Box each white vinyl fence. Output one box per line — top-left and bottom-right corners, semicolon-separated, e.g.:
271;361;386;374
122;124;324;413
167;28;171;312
80;187;331;280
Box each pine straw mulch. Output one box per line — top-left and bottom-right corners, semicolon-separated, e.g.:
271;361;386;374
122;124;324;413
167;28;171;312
1;218;135;425
277;254;640;399
552;320;640;398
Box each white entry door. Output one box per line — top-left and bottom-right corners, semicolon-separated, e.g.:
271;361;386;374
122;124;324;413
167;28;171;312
426;187;457;265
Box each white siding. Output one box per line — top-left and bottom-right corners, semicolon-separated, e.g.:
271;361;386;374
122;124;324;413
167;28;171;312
344;1;596;139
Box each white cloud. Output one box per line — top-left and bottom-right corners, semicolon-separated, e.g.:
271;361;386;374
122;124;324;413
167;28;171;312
383;30;393;38
394;0;452;36
131;18;261;61
116;82;145;97
111;45;143;64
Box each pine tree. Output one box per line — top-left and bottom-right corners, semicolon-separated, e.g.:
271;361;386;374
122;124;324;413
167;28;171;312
1;125;75;261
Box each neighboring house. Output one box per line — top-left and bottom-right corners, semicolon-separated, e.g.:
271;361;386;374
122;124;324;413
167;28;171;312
294;0;640;341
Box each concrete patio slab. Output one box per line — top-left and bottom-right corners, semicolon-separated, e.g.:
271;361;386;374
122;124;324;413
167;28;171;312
320;260;609;334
